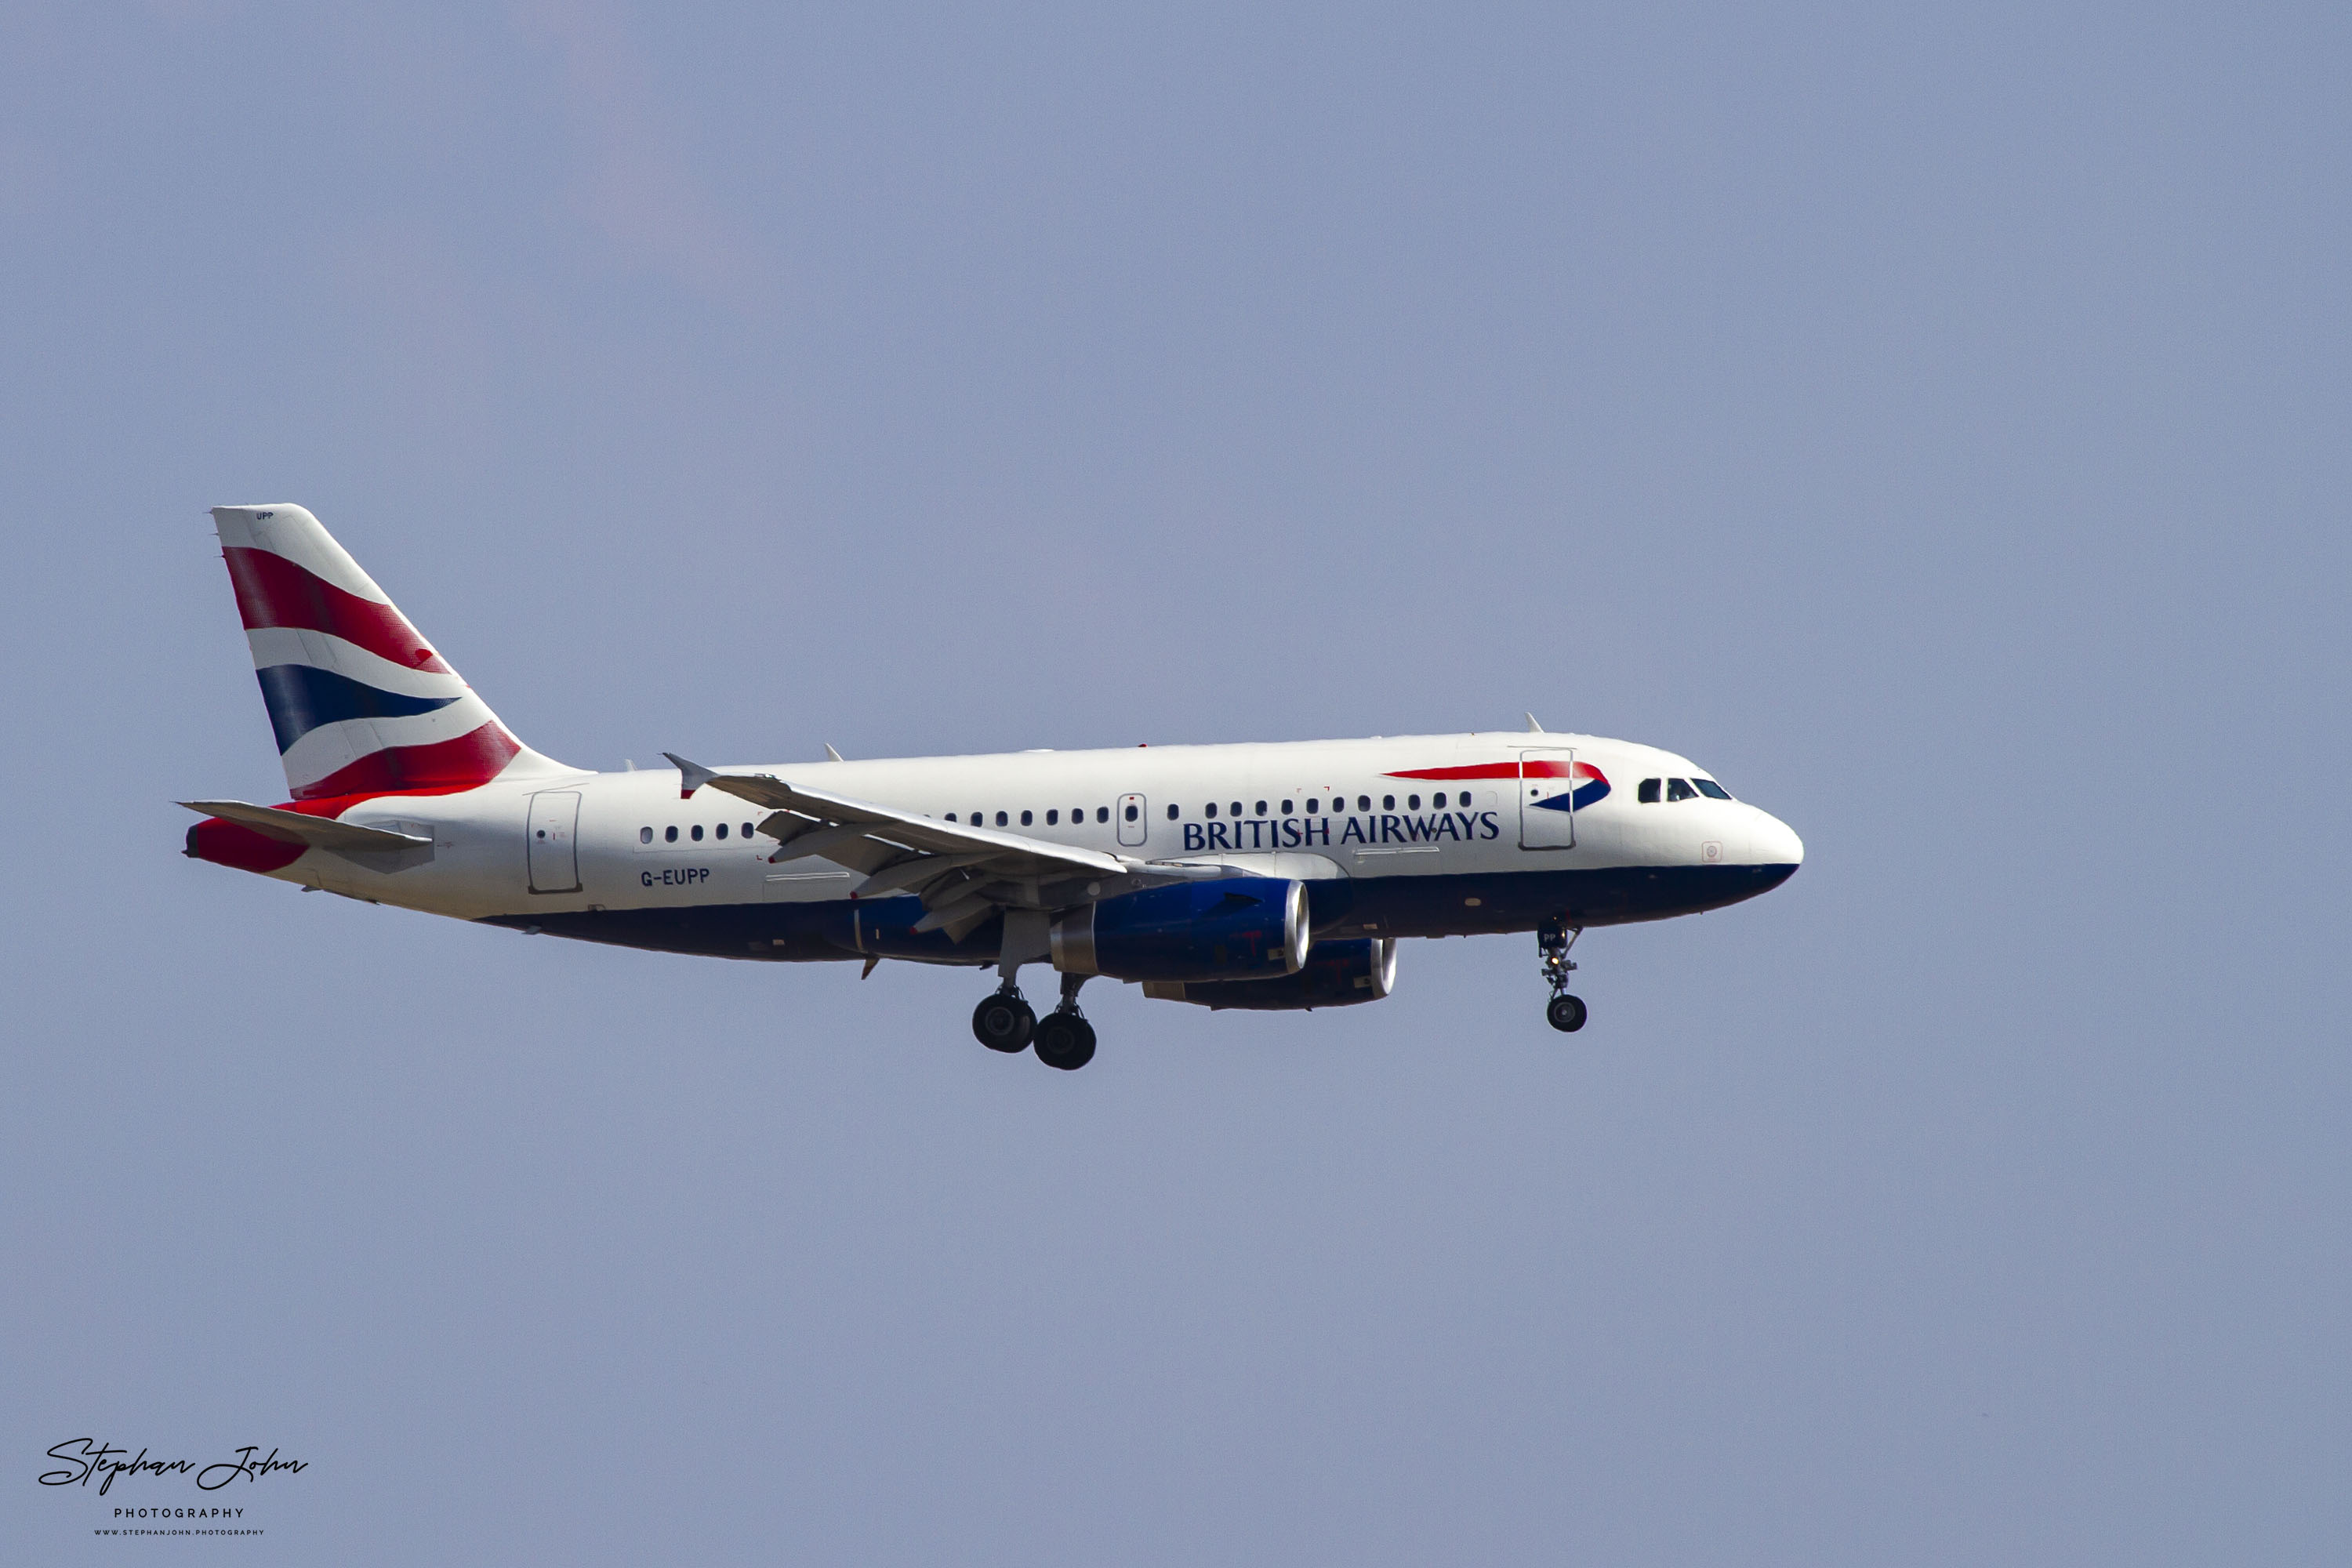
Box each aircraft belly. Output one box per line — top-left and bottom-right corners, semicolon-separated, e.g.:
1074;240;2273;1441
476;859;1798;960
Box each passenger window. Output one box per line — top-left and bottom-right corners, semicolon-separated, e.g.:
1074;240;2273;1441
1254;800;1266;816
1162;804;1174;820
1046;810;1058;826
995;811;1008;827
1206;802;1218;818
1637;779;1661;804
716;823;728;840
665;826;679;843
1281;800;1294;815
1229;802;1242;818
1383;795;1396;811
1407;794;1421;810
1020;810;1033;826
945;812;956;822
1125;804;1138;822
1359;795;1371;811
639;826;652;844
1305;798;1318;814
743;823;754;838
691;825;704;841
1667;779;1697;802
1695;779;1733;800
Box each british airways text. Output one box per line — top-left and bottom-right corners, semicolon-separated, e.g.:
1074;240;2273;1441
1181;811;1501;852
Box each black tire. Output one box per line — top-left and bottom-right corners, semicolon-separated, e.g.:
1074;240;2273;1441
1033;1012;1098;1072
972;993;1035;1052
1546;993;1588;1033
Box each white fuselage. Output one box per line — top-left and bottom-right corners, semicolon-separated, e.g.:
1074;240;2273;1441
255;731;1802;964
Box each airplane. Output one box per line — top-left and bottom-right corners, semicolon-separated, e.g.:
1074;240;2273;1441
181;504;1803;1070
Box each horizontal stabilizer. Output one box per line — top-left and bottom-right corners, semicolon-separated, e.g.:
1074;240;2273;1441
177;800;432;852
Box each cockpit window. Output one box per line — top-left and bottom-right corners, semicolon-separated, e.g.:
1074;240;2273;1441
1666;778;1697;802
1693;779;1732;800
1638;778;1661;804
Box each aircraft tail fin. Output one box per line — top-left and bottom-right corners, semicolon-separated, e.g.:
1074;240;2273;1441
209;504;568;801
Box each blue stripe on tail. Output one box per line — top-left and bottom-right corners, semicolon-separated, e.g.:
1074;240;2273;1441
254;664;461;753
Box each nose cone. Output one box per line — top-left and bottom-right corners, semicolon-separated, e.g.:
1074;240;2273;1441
1750;809;1804;872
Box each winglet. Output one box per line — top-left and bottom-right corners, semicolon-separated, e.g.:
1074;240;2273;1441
663;753;717;799
1525;713;1545;733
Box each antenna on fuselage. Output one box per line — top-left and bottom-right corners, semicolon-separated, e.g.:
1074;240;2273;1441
1525;713;1545;733
826;743;845;761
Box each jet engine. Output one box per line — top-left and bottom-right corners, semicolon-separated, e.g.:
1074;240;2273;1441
1138;937;1397;1011
1051;878;1308;983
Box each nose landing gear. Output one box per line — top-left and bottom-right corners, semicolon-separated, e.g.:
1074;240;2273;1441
1539;918;1587;1033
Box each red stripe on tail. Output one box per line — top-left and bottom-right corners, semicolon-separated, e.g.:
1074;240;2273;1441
290;721;521;800
222;547;453;673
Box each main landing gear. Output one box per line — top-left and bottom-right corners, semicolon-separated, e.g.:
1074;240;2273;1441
971;985;1035;1053
972;973;1097;1069
1539;918;1588;1033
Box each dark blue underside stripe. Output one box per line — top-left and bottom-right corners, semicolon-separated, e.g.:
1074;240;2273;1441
482;861;1801;961
254;663;460;753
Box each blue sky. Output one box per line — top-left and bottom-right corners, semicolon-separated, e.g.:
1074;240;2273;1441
3;3;2347;1562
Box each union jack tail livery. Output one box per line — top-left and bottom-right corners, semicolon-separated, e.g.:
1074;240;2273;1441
211;505;563;801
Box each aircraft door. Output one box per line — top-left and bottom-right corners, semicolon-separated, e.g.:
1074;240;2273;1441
1116;793;1149;848
1517;750;1578;851
528;790;582;893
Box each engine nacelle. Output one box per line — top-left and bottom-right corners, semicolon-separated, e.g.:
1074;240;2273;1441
1141;937;1398;1011
1051;878;1308;983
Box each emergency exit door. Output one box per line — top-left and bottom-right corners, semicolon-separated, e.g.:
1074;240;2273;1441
1517;750;1579;851
528;790;582;893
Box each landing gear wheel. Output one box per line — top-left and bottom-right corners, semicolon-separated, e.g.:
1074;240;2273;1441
972;993;1036;1053
1033;1011;1097;1071
1546;993;1588;1033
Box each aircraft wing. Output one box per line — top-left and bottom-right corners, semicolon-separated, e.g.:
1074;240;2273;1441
667;755;1175;942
